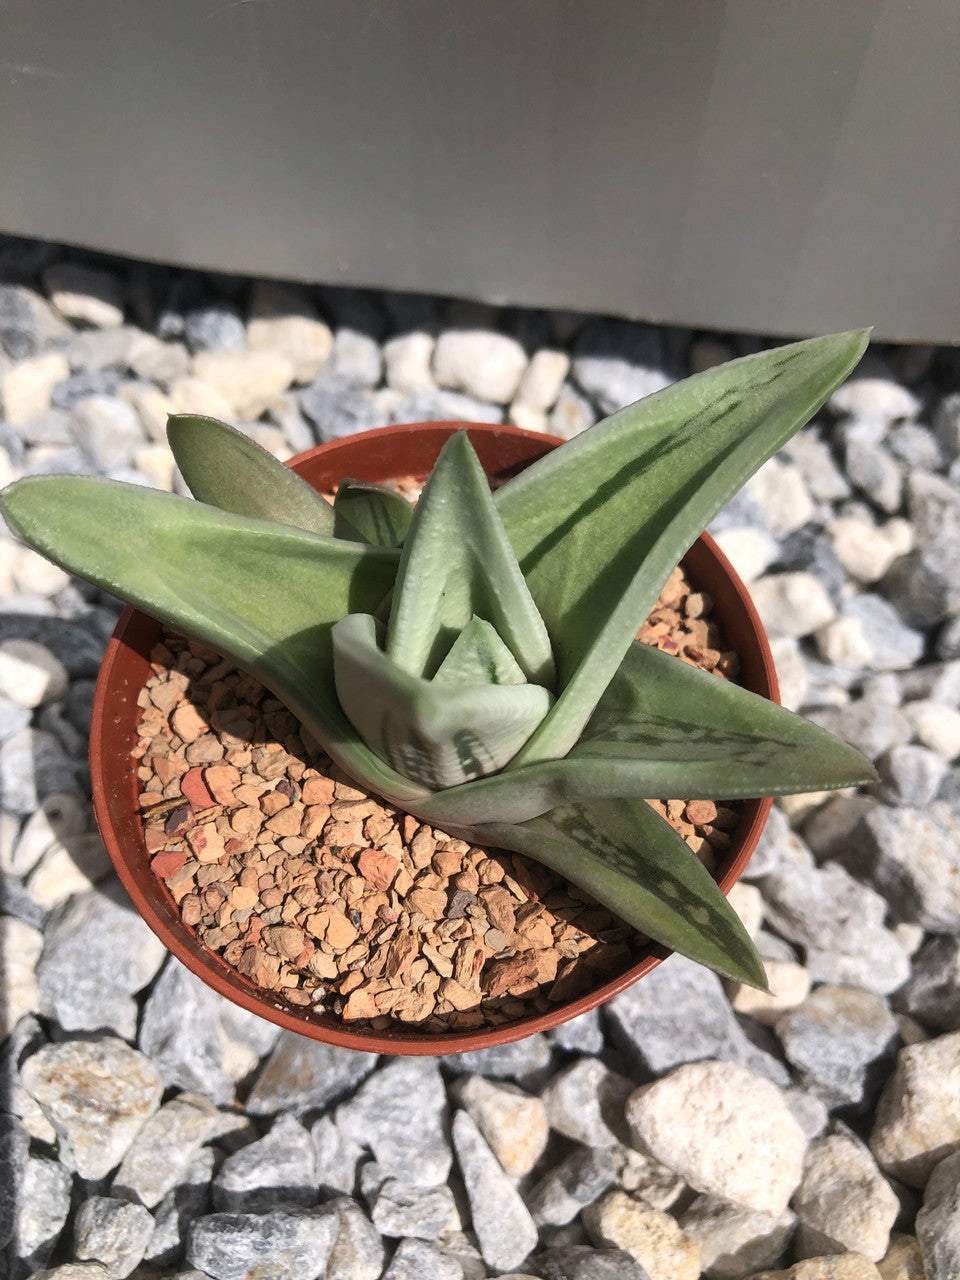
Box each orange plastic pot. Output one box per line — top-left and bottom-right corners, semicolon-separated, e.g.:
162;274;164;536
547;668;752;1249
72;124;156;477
90;421;777;1055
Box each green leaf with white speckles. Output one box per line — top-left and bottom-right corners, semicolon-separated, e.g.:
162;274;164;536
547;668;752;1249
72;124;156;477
473;797;767;988
495;330;871;766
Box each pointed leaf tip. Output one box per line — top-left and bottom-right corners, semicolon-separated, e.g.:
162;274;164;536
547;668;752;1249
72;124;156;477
166;413;336;537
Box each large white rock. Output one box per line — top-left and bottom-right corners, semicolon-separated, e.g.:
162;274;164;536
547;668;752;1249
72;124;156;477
433;329;528;404
625;1061;807;1214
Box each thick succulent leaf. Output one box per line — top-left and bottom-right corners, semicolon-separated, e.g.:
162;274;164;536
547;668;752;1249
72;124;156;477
333;479;413;546
166;414;336;536
385;432;555;685
0;475;428;806
415;638;877;827
470;798;767;987
495;331;870;765
332;613;552;789
432;616;527;687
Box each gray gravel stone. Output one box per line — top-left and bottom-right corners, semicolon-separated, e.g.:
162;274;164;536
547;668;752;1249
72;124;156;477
572;318;669;414
113;1091;223;1209
884;471;960;627
678;1194;795;1279
21;1037;163;1179
759;859;910;995
872;745;948;806
324;1195;385;1280
300;379;389;439
830;372;919;423
845;802;960;930
443;1033;552;1084
142;1146;215;1268
311;1115;365;1195
845;436;903;513
783;430;851;502
12;1153;73;1270
793;1134;898;1263
606;953;789;1085
74;1196;155;1279
183;303;246;354
367;1174;460;1239
140;1152;213;1269
452;1109;538;1272
382;1238;465;1280
245;1031;376;1116
68;325;142;373
844;593;925;671
776;985;899;1111
889;422;943;470
51;368;125;409
547;1007;605;1055
390;386;503;425
69;393;146;468
0;1114;30;1248
324;327;383;389
916;1149;960;1280
139;958;280;1104
186;1206;339;1280
893;934;960;1032
43;263;125;328
1;725;81;816
212;1113;318;1212
806;700;912;761
335;1058;452;1185
540;1056;633;1148
540;1244;651;1279
36;882;166;1037
527;1146;620;1227
0;282;72;358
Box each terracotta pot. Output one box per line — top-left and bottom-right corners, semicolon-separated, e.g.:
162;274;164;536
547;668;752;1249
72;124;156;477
91;421;777;1055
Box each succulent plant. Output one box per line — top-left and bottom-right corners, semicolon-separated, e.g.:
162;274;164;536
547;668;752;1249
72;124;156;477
0;331;877;989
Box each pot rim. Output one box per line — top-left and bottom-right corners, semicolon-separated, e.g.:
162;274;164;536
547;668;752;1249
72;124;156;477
90;420;776;1055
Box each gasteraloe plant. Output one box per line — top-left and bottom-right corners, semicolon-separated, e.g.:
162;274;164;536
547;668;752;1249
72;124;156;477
0;331;877;990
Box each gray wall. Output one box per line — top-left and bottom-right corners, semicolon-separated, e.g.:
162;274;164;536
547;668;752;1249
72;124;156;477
1;0;958;341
